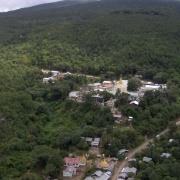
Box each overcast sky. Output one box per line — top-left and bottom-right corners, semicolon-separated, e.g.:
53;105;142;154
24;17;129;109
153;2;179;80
0;0;63;12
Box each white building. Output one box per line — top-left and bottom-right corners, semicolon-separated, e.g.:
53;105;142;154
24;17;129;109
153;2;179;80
43;77;54;83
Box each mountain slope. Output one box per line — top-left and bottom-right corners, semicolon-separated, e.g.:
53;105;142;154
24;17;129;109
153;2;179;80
0;0;179;80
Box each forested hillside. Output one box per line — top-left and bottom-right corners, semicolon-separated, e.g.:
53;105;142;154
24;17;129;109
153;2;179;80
0;0;179;179
0;0;180;79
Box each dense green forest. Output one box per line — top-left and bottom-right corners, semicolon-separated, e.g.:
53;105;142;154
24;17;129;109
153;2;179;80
0;0;180;79
0;0;179;179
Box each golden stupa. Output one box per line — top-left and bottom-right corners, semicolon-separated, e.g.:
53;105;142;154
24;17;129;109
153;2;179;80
119;74;123;84
100;158;109;168
80;154;87;163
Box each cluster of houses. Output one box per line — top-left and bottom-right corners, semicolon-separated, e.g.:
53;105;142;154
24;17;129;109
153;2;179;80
42;69;60;83
62;138;174;179
63;155;87;178
42;69;72;83
116;155;154;180
116;146;173;180
62;154;118;179
96;157;118;171
69;75;129;101
68;75;167;106
41;69;167;106
84;170;113;180
117;167;137;180
41;69;167;100
84;157;118;180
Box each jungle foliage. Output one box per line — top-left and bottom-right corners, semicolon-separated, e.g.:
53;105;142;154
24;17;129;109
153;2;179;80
0;0;179;179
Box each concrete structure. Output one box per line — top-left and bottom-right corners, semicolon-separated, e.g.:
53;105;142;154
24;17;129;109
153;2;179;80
69;91;80;100
128;158;136;162
42;69;60;83
92;170;111;180
63;166;77;177
118;172;128;179
161;153;171;158
121;167;137;174
64;157;81;167
43;77;54;83
91;138;100;147
63;169;73;177
84;177;95;180
142;157;152;163
51;70;59;77
93;170;103;178
85;137;93;142
130;100;139;105
117;149;129;155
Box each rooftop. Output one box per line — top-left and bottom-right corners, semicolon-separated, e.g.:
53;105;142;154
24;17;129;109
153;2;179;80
121;167;137;174
64;157;80;164
117;149;128;155
161;153;171;158
142;157;152;162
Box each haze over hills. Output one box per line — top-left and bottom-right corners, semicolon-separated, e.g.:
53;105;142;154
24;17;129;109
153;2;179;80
0;0;101;12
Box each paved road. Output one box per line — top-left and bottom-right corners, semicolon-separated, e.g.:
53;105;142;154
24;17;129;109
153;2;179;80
111;121;180;180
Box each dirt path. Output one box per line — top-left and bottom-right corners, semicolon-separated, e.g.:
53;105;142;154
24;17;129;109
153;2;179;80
111;140;149;180
111;127;171;180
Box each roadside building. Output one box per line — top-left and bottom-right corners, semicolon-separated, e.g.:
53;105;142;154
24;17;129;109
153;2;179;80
117;149;129;155
84;177;95;180
121;167;137;174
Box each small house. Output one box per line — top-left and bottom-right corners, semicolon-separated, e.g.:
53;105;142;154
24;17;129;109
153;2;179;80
161;153;171;158
142;157;152;163
118;172;128;179
121;167;137;174
63;169;73;177
117;149;128;155
91;138;100;147
85;137;93;143
92;170;103;178
128;158;136;162
69;91;80;100
84;177;95;180
43;77;54;83
51;71;59;77
63;166;77;177
130;100;139;106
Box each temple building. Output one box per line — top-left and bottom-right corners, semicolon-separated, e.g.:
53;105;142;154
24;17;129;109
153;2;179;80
114;74;128;93
79;155;87;166
100;158;109;168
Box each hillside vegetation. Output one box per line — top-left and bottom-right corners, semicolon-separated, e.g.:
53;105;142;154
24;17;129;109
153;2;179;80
0;0;180;79
0;0;179;179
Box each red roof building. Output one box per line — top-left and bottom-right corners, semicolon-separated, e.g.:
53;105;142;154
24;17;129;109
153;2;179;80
64;157;81;167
